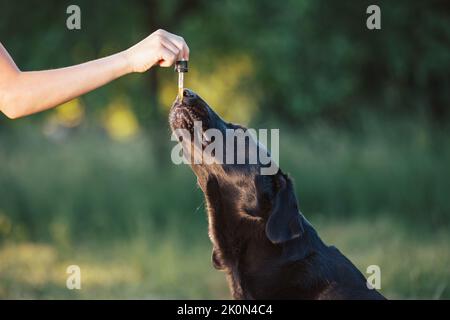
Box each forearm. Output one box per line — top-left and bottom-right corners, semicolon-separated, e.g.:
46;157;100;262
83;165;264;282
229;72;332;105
1;51;131;119
0;29;189;119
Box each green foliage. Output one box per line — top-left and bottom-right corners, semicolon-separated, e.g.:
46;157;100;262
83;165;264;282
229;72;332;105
1;0;448;125
180;0;450;122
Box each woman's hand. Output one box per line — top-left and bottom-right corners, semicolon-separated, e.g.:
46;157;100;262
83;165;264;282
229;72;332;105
124;29;190;73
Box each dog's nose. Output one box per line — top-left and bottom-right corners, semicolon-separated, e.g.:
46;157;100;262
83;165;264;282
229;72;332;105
182;89;197;106
183;89;196;98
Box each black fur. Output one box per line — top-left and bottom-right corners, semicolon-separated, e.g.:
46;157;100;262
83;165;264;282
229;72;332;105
169;89;386;300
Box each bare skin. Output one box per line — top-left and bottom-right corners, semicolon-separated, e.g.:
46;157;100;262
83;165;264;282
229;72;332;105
0;29;189;119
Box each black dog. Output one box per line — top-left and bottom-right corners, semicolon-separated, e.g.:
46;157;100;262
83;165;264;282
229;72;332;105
169;89;385;300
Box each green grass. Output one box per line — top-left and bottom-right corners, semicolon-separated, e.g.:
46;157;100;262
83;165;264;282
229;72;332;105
0;235;227;299
1;216;449;299
0;115;449;299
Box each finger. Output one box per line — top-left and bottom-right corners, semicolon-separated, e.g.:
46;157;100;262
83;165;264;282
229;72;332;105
181;42;190;60
160;38;181;60
169;36;189;61
158;45;177;67
156;30;189;61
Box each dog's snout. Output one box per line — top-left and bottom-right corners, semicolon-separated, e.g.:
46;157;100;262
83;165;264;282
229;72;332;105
171;89;214;129
183;89;195;98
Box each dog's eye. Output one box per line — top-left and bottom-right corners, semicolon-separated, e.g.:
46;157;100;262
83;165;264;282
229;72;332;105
255;174;275;203
280;175;287;189
272;173;287;191
258;175;275;199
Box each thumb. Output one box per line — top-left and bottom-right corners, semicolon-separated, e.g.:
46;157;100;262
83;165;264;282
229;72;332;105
158;47;177;67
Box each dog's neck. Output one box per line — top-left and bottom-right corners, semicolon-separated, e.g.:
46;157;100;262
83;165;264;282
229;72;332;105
281;216;326;262
230;216;331;300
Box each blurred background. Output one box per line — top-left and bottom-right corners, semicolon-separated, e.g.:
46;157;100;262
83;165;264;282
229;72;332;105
0;0;449;299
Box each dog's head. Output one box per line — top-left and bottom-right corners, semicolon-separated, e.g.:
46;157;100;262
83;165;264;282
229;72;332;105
169;89;305;245
169;89;271;185
169;89;305;267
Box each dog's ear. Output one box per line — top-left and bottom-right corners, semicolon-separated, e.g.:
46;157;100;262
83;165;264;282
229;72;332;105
265;174;304;244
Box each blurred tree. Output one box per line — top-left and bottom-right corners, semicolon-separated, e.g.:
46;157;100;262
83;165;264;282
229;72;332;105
179;0;450;124
0;0;449;128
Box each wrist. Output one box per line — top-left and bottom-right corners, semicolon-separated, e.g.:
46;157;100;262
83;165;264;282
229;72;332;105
118;50;134;75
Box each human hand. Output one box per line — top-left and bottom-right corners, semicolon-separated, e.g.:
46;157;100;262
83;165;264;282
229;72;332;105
124;29;190;73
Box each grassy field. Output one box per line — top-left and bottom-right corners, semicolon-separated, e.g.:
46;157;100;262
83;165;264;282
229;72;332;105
1;115;449;299
1;217;449;299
